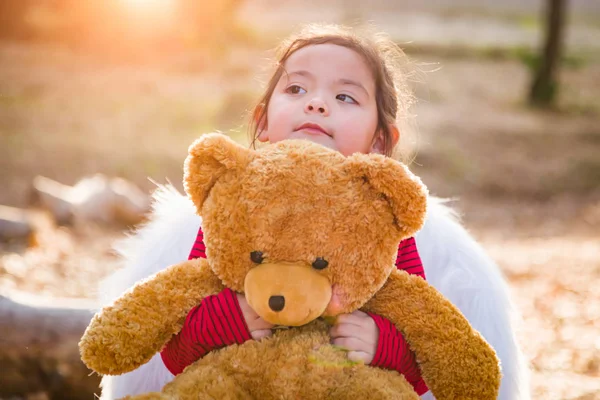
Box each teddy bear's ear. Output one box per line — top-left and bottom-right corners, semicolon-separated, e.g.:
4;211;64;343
345;154;428;238
184;133;252;211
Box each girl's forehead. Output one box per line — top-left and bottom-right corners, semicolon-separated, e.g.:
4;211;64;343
283;44;375;88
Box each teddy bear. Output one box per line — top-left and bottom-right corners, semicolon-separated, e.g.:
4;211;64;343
79;133;501;399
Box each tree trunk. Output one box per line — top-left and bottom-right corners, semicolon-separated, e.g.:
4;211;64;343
0;293;101;400
529;0;567;107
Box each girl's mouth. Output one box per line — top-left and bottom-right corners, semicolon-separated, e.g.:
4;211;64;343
295;122;332;137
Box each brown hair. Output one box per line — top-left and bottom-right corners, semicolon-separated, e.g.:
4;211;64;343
249;24;416;159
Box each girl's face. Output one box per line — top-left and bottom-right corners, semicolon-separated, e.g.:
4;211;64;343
258;44;385;156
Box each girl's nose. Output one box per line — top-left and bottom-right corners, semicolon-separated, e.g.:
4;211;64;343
305;98;329;116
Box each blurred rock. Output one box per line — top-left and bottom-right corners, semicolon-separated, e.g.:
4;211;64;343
31;174;150;227
31;177;74;225
0;205;33;241
0;292;100;400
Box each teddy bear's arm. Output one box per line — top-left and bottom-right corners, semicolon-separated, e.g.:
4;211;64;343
79;258;224;376
363;270;501;400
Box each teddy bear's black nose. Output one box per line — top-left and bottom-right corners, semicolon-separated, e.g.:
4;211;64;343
268;295;285;312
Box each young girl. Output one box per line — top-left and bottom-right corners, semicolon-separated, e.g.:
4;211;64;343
98;24;530;400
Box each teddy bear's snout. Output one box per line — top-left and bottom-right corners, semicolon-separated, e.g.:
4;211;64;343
245;262;332;326
268;295;286;312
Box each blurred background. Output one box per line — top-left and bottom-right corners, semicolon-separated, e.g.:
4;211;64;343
0;0;599;399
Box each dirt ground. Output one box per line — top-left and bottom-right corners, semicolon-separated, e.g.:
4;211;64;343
1;2;599;399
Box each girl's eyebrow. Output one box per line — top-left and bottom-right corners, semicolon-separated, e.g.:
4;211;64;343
286;70;314;80
337;79;369;98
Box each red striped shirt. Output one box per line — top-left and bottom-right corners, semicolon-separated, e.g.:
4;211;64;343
161;227;427;395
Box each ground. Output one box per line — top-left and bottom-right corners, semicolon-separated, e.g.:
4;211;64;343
1;1;599;399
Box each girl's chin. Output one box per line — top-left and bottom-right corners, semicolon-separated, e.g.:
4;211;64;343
287;132;338;151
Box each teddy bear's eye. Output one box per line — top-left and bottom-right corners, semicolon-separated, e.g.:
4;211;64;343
250;251;264;264
312;257;329;270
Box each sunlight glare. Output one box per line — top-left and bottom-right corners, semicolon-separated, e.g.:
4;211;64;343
119;0;177;29
121;0;176;15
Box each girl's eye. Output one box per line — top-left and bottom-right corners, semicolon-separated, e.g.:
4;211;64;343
336;94;357;104
286;85;306;95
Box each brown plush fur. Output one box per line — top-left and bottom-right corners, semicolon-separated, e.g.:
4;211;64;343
80;259;223;375
80;133;501;399
364;271;501;399
123;320;419;400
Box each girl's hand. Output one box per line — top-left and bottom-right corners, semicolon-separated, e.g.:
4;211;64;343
329;310;379;364
236;293;274;340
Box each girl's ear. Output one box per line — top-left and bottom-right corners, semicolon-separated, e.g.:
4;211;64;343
253;103;269;143
184;133;252;213
344;153;427;238
370;124;399;154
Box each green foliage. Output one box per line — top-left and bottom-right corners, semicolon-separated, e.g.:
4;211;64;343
516;15;540;30
530;77;558;107
401;43;594;70
513;46;589;72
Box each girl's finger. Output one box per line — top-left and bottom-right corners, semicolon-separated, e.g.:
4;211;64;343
251;317;275;330
332;337;369;353
330;322;354;339
251;329;272;341
335;313;366;328
331;325;377;347
347;350;373;364
350;310;369;318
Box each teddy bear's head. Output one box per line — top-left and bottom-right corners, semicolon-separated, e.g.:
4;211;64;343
184;133;427;326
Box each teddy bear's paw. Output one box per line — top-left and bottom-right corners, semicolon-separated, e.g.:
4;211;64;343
328;370;419;400
158;364;254;400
